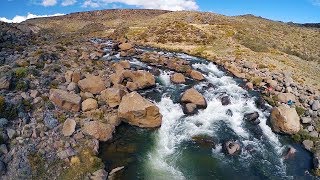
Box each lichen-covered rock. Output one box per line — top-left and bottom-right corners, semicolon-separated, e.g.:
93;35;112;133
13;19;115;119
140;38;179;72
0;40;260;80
118;92;162;128
270;104;300;134
49;89;81;112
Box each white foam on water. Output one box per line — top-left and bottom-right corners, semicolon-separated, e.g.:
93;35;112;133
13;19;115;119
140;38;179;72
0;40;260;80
145;61;288;178
146;96;186;180
193;62;225;77
130;58;150;68
158;71;172;86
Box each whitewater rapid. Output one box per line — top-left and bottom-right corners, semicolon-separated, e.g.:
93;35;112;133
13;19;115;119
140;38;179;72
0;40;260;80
144;59;287;179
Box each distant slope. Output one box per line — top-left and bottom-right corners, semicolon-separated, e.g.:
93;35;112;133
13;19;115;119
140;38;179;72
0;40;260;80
22;9;320;89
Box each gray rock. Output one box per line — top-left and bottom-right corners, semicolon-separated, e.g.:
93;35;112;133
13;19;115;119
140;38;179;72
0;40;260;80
0;76;11;90
301;117;312;124
310;131;319;138
224;141;241;155
312;101;320;111
0;118;8;128
43;112;58;129
30;90;39;98
6;128;16;139
302;140;314;151
91;169;108;180
307;125;315;132
0;160;5;175
67;82;77;91
0;144;8;154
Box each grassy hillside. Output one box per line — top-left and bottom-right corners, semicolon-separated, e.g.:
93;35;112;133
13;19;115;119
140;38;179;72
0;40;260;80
23;9;320;89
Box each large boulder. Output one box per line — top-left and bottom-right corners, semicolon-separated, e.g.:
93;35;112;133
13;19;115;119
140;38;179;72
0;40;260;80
189;70;205;81
124;70;155;91
270;105;300;134
78;75;106;94
181;88;207;108
171;73;186;84
49;89;81;112
277;93;296;104
118;92;162;128
82;121;114;141
101;86;127;108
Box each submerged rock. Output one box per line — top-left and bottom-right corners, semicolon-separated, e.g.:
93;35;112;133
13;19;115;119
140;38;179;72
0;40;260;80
171;73;186;84
118;92;162;128
192;135;216;149
183;103;197;114
221;96;231;106
224;141;241;155
189;70;205;81
244;112;260;125
270;104;300;134
181;88;207;108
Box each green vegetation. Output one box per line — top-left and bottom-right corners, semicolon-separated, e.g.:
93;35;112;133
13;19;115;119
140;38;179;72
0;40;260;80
292;130;317;142
251;77;263;86
0;95;18;120
295;106;306;116
15;80;29;91
13;67;28;79
59;148;104;180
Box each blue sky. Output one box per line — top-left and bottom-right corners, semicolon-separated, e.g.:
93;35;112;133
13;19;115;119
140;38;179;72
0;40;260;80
0;0;320;23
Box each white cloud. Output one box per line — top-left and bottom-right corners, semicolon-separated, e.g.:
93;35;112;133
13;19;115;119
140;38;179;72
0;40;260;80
42;0;57;6
311;0;320;6
82;0;199;11
82;0;100;8
0;13;65;23
61;0;77;6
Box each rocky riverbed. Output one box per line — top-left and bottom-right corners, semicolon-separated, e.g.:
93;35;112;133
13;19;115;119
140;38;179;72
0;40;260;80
0;23;320;179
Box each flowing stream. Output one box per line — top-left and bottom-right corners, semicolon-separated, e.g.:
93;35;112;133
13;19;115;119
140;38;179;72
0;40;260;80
97;40;313;180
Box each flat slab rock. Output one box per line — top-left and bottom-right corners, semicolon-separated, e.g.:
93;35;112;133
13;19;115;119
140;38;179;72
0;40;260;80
49;89;81;112
118;92;162;128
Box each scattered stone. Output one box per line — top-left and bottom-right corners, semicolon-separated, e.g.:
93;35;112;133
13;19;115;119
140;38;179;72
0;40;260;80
0;118;8;128
30;90;39;98
270;105;300;134
312;101;320;111
43;112;59;129
82;121;114;141
67;82;77;91
119;60;130;69
224;141;241;155
301;117;312;124
310;131;319;138
181;88;207;108
0;144;8;154
65;70;73;83
277;93;296;104
62;118;76;137
118;92;162;128
0;160;5;175
6;128;15;139
0;76;11;90
246;82;253;89
302;140;314;151
82;98;98;112
190;70;204;81
108;166;125;180
49;89;81;112
119;43;133;51
78;75;106;94
71;70;81;83
91;169;108;180
124;70;155;91
171;73;186;84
